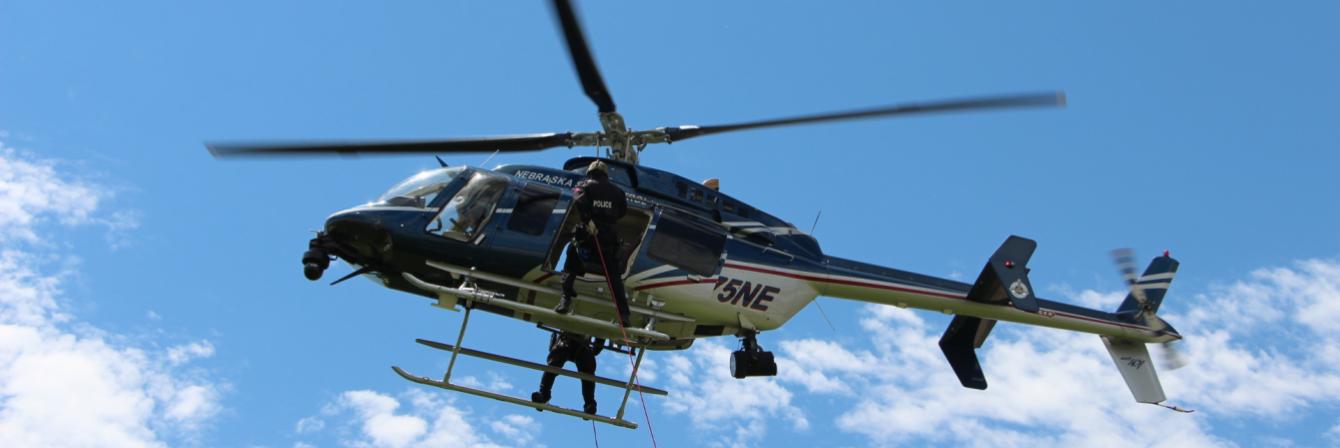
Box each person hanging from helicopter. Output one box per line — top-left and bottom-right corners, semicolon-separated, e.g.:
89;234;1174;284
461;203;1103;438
531;331;605;415
554;160;632;327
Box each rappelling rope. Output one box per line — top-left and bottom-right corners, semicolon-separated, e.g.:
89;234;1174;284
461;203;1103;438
592;235;660;448
590;420;600;448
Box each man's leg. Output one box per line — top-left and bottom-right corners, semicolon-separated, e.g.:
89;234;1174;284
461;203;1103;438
555;244;583;314
576;352;598;415
598;238;631;327
532;349;569;404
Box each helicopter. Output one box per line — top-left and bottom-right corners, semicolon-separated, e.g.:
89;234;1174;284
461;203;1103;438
209;0;1191;429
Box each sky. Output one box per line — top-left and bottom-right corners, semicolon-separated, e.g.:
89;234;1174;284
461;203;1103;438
1;1;1338;447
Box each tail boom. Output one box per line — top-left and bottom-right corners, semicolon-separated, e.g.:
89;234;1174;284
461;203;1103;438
814;236;1185;409
816;255;1175;343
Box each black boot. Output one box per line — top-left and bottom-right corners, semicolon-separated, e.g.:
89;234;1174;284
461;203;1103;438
554;296;573;314
584;401;597;416
530;390;550;406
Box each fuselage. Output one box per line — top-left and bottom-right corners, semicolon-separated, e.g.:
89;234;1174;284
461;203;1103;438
316;157;1177;349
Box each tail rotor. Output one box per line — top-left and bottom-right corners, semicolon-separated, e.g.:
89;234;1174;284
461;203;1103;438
1110;248;1187;370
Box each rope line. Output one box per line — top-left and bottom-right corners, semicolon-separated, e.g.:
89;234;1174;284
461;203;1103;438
592;235;660;448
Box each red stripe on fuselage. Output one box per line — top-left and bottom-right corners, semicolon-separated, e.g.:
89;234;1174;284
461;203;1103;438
634;277;715;291
722;262;1152;332
724;262;964;300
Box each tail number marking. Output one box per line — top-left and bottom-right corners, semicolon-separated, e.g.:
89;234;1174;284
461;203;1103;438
714;277;780;311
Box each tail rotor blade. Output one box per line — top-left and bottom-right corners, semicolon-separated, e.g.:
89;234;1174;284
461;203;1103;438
1159;340;1189;370
1111;248;1139;287
1111;248;1148;307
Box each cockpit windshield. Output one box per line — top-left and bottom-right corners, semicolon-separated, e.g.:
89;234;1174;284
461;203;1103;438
376;167;465;208
427;171;509;242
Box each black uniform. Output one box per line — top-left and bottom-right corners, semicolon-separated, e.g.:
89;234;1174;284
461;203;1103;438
561;173;631;325
534;332;605;413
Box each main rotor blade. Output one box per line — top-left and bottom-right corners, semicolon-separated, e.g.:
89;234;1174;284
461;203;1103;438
659;92;1065;142
206;133;578;157
551;0;616;113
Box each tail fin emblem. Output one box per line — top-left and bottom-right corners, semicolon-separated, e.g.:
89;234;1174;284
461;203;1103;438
1008;279;1030;300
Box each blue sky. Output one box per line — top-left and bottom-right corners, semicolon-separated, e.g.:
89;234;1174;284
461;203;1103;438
1;1;1338;447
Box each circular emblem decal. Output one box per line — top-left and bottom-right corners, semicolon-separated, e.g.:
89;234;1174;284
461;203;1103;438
1009;279;1030;300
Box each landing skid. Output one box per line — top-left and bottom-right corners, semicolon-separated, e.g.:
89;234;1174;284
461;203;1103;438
393;305;663;430
392;366;640;429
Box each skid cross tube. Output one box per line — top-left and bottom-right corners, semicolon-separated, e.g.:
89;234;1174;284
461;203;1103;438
615;347;647;420
444;305;472;382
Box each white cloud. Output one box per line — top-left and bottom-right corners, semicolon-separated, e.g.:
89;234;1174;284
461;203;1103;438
0;141;138;247
167;341;216;366
454;371;513;393
0;147;220;447
296;416;325;434
0;146;102;243
488;414;541;448
305;389;541;448
827;308;1226;447
659;258;1340;447
776;339;878;395
342;390;430;447
660;339;809;448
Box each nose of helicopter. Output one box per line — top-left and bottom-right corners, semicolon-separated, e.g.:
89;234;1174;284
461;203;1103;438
324;208;392;254
303;208;394;281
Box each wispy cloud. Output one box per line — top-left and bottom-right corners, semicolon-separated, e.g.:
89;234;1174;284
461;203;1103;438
0;146;220;447
0;140;139;248
660;339;809;448
298;388;542;448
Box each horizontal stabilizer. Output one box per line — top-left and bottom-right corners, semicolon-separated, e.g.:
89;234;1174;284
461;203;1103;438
939;315;996;390
1101;336;1166;404
967;235;1039;313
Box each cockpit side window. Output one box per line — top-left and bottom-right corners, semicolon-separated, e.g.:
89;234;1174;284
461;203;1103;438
427;172;508;242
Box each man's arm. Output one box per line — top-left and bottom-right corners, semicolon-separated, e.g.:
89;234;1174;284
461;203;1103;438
571;181;592;221
614;187;628;219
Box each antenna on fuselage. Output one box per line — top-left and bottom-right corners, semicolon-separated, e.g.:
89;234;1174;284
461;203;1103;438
806;209;837;333
479;149;500;167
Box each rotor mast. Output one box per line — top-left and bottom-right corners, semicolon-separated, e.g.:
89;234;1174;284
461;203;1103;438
600;112;637;164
